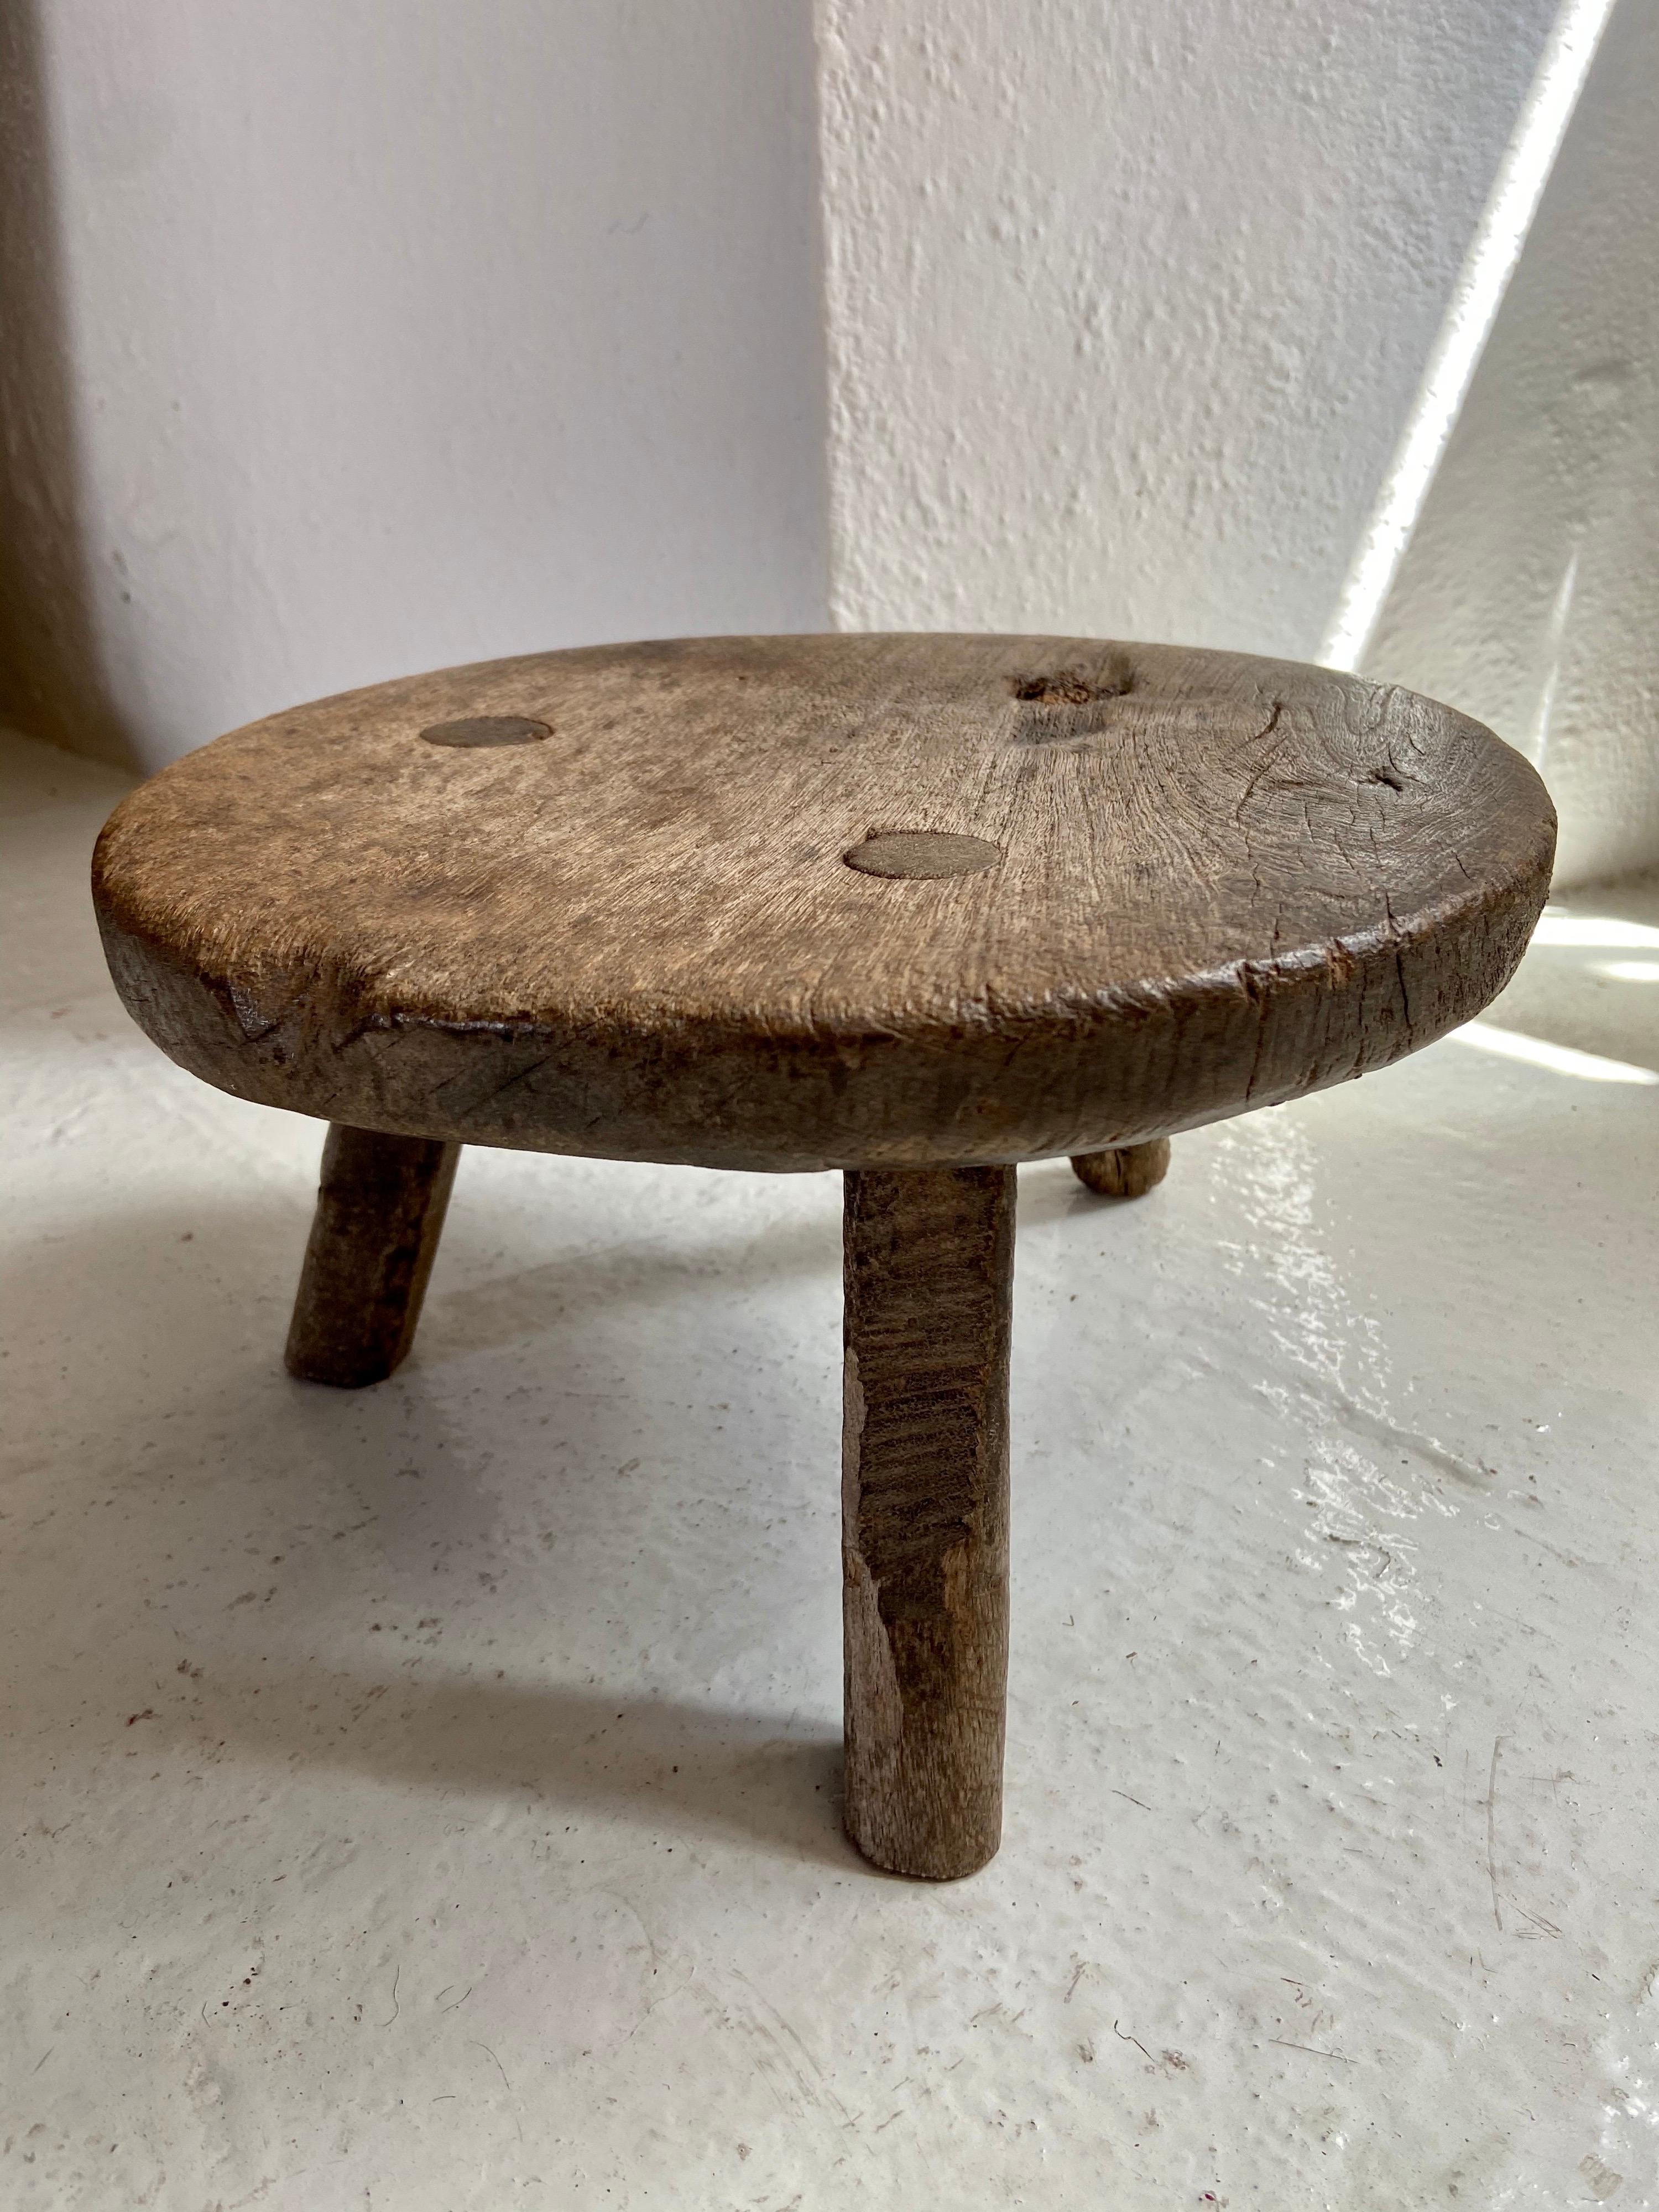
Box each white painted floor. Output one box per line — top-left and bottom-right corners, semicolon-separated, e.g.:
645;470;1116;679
4;727;1658;2211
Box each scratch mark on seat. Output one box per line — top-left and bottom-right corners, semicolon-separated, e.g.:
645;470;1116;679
1231;701;1287;825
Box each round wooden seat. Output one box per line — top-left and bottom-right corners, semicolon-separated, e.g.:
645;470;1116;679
92;634;1554;1884
92;634;1553;1174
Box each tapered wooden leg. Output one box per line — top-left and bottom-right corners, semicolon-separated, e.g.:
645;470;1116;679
1070;1138;1170;1198
841;1165;1015;1879
284;1125;461;1387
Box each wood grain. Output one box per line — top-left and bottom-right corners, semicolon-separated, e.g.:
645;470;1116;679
285;1124;460;1387
1071;1138;1171;1198
842;1165;1014;1879
92;634;1556;1172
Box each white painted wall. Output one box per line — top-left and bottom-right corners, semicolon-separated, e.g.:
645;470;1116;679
1365;0;1659;889
815;0;1560;660
6;0;1653;889
0;1;827;772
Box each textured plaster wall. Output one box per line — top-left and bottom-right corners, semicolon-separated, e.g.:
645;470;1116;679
0;0;827;772
815;0;1559;658
1365;0;1659;890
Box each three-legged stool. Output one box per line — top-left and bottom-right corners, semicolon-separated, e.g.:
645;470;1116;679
93;635;1554;1878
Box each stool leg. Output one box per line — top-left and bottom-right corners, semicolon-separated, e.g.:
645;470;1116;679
285;1125;461;1387
1070;1137;1170;1198
841;1165;1015;1879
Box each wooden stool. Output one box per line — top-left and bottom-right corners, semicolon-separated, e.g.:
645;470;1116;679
92;635;1554;1879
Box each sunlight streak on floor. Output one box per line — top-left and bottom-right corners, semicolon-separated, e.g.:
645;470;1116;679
1449;1020;1659;1084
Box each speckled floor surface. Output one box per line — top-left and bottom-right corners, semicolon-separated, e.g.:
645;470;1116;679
4;728;1657;2211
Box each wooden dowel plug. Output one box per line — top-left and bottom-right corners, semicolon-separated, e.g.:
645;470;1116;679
285;1125;461;1387
1070;1138;1171;1199
841;1164;1015;1879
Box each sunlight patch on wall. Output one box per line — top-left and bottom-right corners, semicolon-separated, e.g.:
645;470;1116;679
1321;0;1619;672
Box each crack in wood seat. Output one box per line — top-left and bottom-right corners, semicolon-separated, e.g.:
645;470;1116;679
92;633;1556;1879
